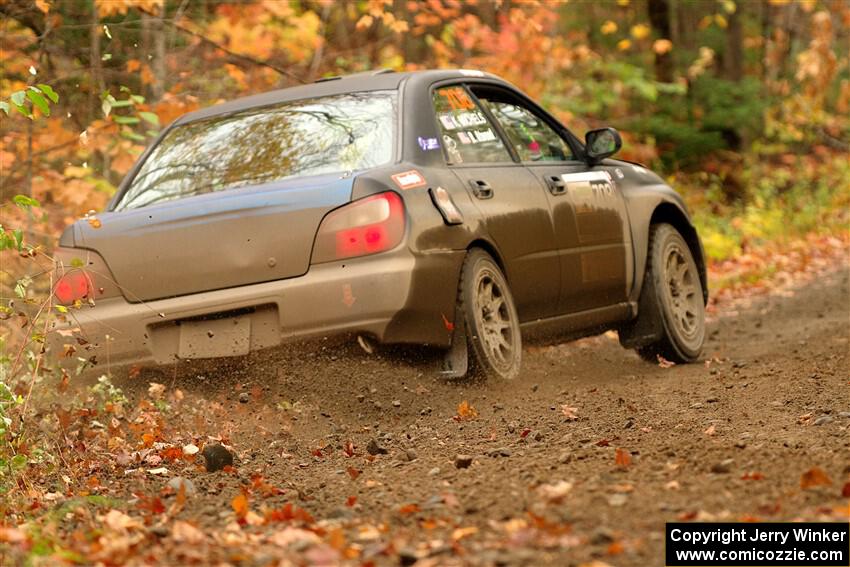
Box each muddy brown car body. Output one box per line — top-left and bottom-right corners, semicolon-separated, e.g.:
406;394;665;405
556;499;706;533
51;69;707;377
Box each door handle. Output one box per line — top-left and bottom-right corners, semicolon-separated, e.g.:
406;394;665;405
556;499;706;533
546;175;567;196
469;179;493;200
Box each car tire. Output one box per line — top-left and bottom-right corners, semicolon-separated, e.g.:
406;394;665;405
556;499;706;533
636;223;705;363
457;248;522;380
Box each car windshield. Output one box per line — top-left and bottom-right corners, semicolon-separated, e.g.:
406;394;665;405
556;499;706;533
114;91;397;210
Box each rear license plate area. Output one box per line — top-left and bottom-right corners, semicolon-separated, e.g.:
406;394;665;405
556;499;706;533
178;316;251;359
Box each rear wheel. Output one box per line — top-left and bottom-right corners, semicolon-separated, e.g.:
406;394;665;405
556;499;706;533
457;249;522;379
637;223;705;362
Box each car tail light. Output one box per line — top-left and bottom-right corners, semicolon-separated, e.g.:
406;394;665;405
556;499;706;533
54;270;93;305
312;191;405;264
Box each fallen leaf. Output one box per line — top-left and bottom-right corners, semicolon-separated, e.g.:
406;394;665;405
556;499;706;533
182;443;199;456
232;492;249;519
147;467;168;476
0;527;26;543
171;520;205;544
147;382;165;400
346;496;357;507
615;448;631;468
741;471;764;481
801;467;832;489
398;503;419;515
454;400;478;421
268;527;321;548
537;480;573;503
451;526;478;540
561;405;579;421
346;467;361;480
101;509;143;532
842;482;850;498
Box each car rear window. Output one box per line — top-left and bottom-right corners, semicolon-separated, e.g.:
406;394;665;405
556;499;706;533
114;91;397;210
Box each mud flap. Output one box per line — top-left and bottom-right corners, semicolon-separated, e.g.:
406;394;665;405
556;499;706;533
440;311;469;378
618;271;664;349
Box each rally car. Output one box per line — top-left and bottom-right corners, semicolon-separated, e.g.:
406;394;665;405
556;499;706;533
52;69;707;379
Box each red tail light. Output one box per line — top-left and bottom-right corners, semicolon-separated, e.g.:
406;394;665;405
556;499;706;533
54;271;93;305
312;191;405;264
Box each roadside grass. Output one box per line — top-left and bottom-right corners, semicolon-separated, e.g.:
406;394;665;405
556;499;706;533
675;152;850;294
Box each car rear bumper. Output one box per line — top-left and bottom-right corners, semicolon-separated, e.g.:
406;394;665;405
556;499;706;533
49;248;464;366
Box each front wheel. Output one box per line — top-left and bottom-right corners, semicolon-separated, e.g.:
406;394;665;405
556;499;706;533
457;249;522;380
637;223;705;362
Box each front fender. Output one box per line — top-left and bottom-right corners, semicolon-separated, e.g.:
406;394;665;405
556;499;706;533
613;163;706;305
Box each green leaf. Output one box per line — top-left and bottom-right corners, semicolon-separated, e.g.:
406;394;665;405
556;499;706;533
14;277;29;299
36;83;59;103
70;257;84;268
120;129;145;141
12;195;40;209
113;115;140;125
12;229;23;251
11;454;27;470
101;53;112;61
26;89;50;117
110;99;133;108
130;94;145;104
0;101;9;115
10;90;26;107
138;111;159;125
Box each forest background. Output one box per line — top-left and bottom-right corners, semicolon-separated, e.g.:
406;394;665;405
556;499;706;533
0;0;848;561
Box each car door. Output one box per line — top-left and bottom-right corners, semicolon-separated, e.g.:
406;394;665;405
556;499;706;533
469;84;630;314
431;83;560;322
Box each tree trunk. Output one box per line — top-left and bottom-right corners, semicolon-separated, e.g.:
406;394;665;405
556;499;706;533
724;6;744;82
647;0;673;82
152;2;167;100
89;0;104;121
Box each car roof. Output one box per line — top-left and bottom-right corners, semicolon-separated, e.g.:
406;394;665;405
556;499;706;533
173;69;501;125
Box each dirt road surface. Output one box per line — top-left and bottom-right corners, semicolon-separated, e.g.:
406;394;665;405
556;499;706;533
26;263;850;566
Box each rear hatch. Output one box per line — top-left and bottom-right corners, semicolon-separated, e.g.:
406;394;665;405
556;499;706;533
70;175;353;302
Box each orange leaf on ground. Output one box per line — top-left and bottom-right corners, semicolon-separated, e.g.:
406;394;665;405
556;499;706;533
232;492;249;519
607;540;625;555
800;467;832;489
398;503;420;515
454;400;478;421
346;496;357;507
615;448;632;468
346;466;361;480
841;482;850;498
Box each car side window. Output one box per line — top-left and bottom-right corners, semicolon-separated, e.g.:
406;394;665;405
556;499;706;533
432;86;512;164
473;90;574;162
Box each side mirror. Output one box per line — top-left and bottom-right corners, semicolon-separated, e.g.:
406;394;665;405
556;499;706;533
584;127;622;163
